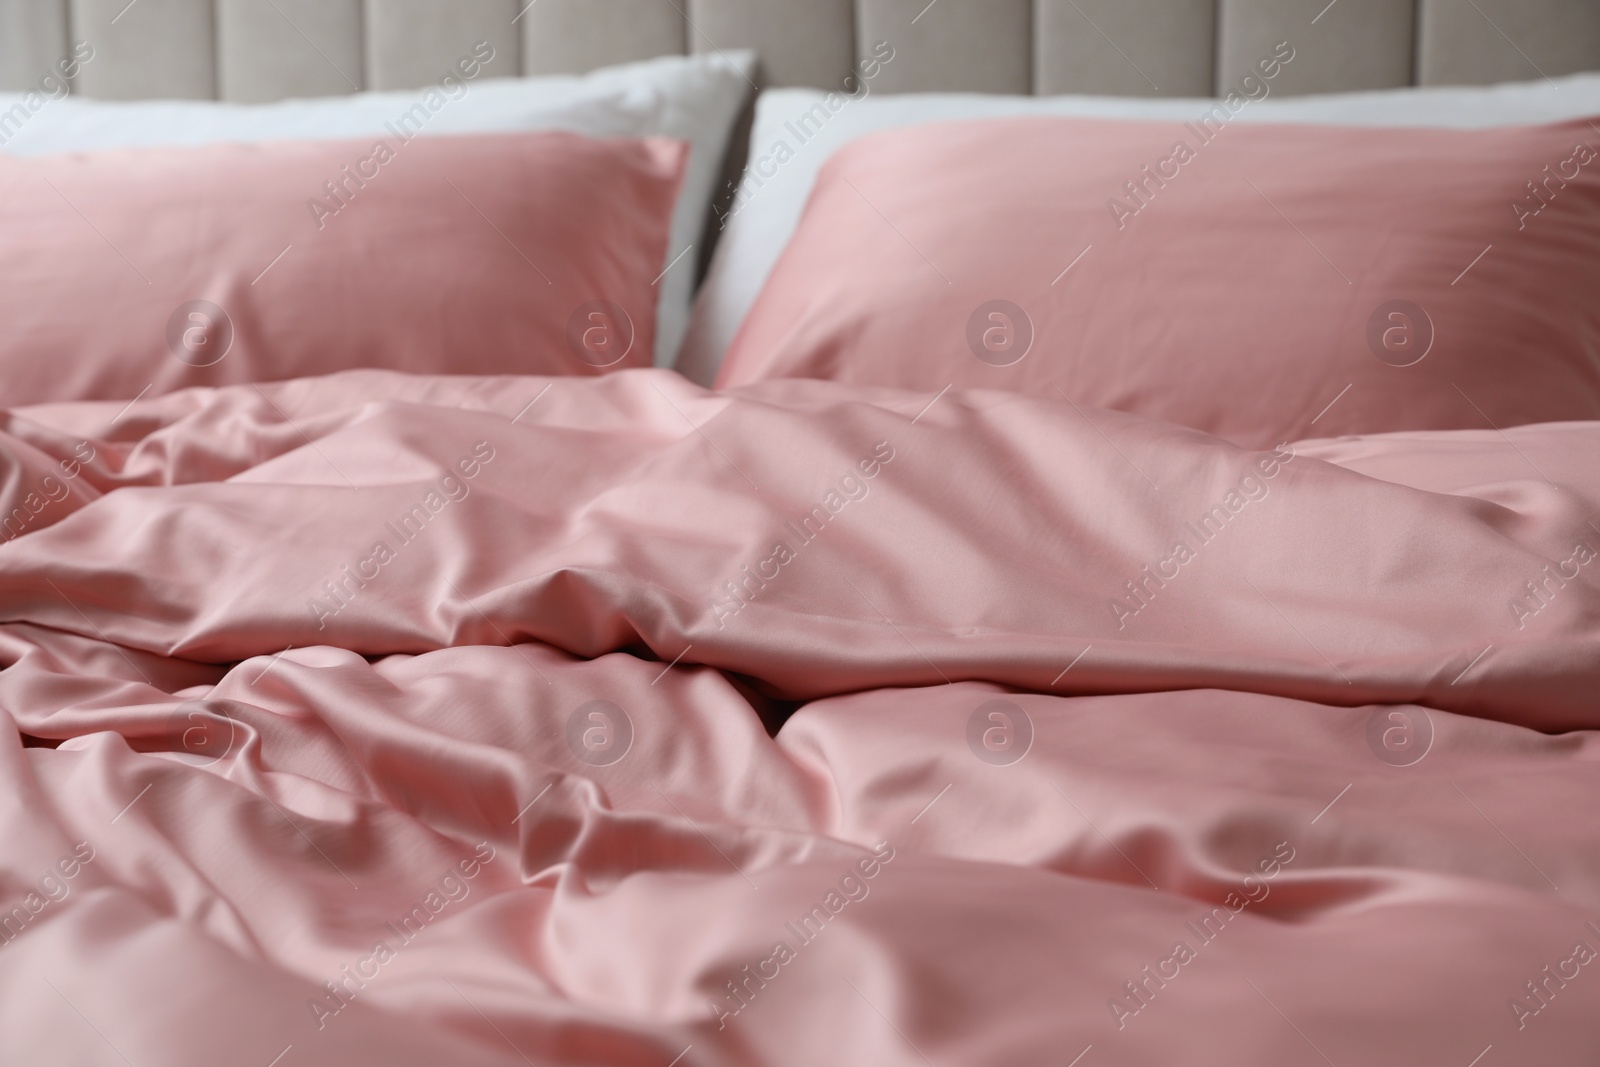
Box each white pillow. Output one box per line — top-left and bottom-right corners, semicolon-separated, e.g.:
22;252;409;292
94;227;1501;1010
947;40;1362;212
0;51;756;368
676;72;1600;386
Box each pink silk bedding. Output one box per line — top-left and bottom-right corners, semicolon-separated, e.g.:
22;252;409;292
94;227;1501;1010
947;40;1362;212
0;132;680;406
1;369;1597;1065
715;115;1600;450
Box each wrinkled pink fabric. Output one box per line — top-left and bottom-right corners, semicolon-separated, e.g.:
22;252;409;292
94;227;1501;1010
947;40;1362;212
1;369;1597;1065
717;115;1600;449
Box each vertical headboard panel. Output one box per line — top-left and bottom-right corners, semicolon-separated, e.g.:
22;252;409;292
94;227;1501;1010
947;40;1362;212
858;0;1032;95
217;0;363;103
1034;0;1216;98
69;0;217;100
522;0;687;76
3;0;1598;102
1218;0;1415;94
687;0;854;87
364;0;520;91
0;0;68;92
1419;0;1600;85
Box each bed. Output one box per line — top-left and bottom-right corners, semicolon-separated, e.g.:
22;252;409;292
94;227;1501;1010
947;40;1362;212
2;2;1599;1065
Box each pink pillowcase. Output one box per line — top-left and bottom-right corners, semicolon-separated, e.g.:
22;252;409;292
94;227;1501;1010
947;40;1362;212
0;131;684;405
717;115;1600;447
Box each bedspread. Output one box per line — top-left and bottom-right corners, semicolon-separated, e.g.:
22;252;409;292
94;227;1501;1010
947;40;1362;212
0;369;1596;1065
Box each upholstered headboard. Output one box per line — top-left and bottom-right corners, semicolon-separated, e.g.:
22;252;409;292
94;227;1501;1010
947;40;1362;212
1;0;1597;103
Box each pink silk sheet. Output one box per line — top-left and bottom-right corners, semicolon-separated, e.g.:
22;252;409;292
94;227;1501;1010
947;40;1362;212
0;369;1597;1065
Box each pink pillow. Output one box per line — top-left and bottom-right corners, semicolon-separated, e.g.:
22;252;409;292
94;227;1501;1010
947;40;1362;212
717;115;1600;447
0;131;683;405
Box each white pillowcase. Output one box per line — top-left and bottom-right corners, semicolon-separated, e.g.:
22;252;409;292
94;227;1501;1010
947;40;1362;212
0;52;756;368
676;72;1600;386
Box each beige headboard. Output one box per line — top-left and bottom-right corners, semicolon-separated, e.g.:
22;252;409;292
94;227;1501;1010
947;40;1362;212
1;0;1597;102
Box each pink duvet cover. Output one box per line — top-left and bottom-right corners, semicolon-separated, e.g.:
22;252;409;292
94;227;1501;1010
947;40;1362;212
1;369;1597;1065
